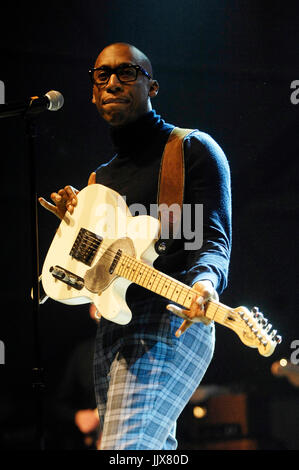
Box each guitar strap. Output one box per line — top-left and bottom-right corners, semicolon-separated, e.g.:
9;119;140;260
155;127;196;255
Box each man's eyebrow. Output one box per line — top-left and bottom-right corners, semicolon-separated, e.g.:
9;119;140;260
95;62;134;69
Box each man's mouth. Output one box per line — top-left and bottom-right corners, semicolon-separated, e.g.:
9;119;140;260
102;97;130;104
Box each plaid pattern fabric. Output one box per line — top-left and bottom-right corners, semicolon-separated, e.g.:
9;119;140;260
93;297;215;450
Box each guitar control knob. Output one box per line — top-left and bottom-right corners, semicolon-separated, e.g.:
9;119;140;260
157;242;167;253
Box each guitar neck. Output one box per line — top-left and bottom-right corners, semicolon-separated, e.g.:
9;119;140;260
114;252;232;325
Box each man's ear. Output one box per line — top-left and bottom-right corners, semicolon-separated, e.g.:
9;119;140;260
92;85;97;104
149;80;159;98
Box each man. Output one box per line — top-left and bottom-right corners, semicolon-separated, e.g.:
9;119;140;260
39;42;231;450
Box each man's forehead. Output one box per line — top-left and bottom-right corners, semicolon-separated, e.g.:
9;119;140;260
95;45;136;67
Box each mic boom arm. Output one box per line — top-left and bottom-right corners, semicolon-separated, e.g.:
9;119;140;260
0;90;64;119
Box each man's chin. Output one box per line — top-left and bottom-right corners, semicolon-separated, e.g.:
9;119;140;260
100;109;129;127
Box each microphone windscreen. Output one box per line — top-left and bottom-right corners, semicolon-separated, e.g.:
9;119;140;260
45;90;64;111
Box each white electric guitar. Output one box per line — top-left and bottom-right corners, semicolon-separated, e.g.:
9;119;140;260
41;184;281;357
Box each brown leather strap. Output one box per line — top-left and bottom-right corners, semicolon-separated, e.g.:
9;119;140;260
155;127;195;254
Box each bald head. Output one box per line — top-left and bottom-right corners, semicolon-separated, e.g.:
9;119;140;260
95;42;153;77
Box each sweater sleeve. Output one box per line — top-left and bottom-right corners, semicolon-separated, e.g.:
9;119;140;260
180;131;232;294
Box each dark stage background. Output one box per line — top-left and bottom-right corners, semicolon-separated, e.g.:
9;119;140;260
0;0;298;450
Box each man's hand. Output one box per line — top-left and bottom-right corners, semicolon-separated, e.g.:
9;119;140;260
38;172;96;220
166;280;218;337
89;302;101;322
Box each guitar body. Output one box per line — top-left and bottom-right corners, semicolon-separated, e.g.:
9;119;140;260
41;184;160;325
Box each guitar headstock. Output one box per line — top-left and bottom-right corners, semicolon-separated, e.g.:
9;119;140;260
231;306;282;357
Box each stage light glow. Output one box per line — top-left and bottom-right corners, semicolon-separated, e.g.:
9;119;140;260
280;358;288;367
193;406;207;419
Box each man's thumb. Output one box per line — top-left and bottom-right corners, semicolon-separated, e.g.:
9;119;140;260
88;172;96;185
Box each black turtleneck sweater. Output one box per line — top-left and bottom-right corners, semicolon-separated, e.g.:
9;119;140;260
95;110;231;305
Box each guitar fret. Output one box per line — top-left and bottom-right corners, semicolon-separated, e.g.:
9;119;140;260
164;282;176;299
130;258;140;283
142;266;155;288
155;274;167;295
180;288;192;307
160;279;172;297
138;265;149;285
170;285;183;303
145;271;157;290
150;272;160;291
176;288;189;306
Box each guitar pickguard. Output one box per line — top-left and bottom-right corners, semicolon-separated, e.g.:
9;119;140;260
84;237;136;293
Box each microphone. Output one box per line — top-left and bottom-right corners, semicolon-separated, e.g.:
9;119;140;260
0;90;64;119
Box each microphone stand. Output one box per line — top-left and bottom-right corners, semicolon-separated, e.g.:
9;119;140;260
25;114;45;451
1;95;63;450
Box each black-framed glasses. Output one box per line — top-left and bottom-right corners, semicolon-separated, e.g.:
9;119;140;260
88;64;152;86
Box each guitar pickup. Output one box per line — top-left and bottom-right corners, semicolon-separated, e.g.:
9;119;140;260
50;266;84;290
109;249;122;274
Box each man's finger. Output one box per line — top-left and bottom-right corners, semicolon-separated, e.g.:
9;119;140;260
175;320;193;337
88;172;96;185
166;304;189;320
38;197;57;213
39;196;66;220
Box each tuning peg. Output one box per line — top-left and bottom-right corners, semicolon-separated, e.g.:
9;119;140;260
270;329;277;339
274;335;282;344
252;307;265;322
265;323;272;333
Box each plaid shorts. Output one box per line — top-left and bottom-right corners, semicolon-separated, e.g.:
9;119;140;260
93;296;215;450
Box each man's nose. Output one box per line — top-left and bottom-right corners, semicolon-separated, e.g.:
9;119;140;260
106;73;123;91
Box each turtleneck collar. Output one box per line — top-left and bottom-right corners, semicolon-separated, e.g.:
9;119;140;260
110;110;173;159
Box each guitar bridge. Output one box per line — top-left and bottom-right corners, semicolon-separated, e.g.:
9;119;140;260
70;228;102;266
50;266;84;290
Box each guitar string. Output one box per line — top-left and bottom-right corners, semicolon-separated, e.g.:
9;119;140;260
106;250;268;338
87;242;258;326
68;233;270;340
76;239;262;328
